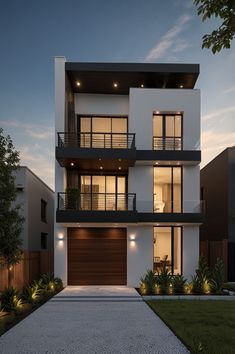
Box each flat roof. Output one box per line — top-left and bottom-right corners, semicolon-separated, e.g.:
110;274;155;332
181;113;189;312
65;62;199;94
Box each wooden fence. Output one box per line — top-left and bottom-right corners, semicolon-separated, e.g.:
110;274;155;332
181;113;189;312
200;239;228;281
0;250;54;291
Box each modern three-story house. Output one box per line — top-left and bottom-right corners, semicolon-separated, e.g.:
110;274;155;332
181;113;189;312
54;58;203;287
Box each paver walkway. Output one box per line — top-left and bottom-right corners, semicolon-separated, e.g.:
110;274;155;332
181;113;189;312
0;286;188;354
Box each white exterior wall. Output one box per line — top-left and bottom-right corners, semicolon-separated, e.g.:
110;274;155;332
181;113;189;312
183;226;199;280
75;93;129;117
54;57;67;285
127;226;153;287
183;165;200;212
129;88;200;150
128;166;153;212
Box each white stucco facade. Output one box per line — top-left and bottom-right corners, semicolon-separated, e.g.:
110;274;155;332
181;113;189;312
54;58;201;287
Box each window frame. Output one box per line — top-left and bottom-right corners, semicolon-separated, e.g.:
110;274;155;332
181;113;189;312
153;113;183;150
41;232;48;250
77;115;128;134
153;226;183;275
41;199;47;223
153;165;183;213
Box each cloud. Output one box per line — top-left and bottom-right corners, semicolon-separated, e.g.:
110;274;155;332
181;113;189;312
172;39;190;53
202;106;235;122
18;145;54;190
201;130;235;168
0;119;54;189
145;14;191;61
223;85;235;94
0;119;53;140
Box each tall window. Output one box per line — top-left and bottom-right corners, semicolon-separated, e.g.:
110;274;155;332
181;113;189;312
41;233;47;249
78;116;128;148
41;199;47;222
80;175;126;210
154;166;182;213
153;113;182;150
153;226;182;275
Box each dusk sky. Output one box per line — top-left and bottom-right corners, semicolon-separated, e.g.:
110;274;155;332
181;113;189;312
0;0;234;189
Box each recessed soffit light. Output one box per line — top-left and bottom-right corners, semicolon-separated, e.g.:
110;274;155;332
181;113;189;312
70;162;74;167
113;82;118;88
76;81;81;87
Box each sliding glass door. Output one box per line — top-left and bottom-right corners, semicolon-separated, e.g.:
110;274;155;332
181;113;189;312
153;226;182;275
78;116;128;148
80;175;126;210
154;166;182;213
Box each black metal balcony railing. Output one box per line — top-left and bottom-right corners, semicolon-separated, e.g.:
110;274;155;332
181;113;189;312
153;137;182;150
57;192;136;211
153;194;205;213
58;132;136;149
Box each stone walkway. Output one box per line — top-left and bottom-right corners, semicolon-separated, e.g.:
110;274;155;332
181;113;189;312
0;286;188;354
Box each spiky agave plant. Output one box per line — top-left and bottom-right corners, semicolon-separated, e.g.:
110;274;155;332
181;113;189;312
210;258;224;294
40;272;56;292
140;269;157;294
0;287;22;312
22;285;41;304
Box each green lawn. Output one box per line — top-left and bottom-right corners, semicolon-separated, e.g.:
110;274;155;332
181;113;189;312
147;300;235;354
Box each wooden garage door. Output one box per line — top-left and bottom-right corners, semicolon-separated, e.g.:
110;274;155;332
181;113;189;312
68;228;127;285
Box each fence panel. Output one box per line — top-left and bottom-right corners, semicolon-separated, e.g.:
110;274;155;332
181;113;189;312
0;250;54;291
200;239;228;281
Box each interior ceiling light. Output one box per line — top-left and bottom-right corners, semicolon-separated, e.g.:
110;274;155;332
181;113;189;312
99;158;102;161
70;162;74;166
100;166;103;170
179;85;183;88
140;84;144;88
118;166;122;170
113;82;118;88
118;158;122;162
76;81;81;87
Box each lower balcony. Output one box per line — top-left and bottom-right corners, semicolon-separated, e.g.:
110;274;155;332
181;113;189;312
56;192;204;224
56;192;137;223
137;198;205;223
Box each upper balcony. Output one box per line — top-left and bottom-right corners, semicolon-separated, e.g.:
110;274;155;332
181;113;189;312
56;132;136;171
153;136;182;151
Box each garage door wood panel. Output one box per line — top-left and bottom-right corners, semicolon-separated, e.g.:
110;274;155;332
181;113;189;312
68;228;127;285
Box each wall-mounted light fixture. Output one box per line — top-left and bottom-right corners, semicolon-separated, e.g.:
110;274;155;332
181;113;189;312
130;234;136;241
58;233;64;240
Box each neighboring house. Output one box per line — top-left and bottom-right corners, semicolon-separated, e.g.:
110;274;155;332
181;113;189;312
14;166;54;252
55;58;203;287
200;147;235;281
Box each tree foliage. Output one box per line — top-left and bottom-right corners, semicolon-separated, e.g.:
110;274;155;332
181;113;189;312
194;0;235;53
0;127;24;285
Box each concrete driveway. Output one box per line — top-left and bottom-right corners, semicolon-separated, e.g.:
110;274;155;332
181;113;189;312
0;286;188;354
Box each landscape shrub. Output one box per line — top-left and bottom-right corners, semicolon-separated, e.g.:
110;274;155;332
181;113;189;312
139;256;225;296
210;258;224;294
0;287;22;312
172;275;187;295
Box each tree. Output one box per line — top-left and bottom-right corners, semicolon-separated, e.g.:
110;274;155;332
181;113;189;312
0;127;24;287
194;0;235;53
